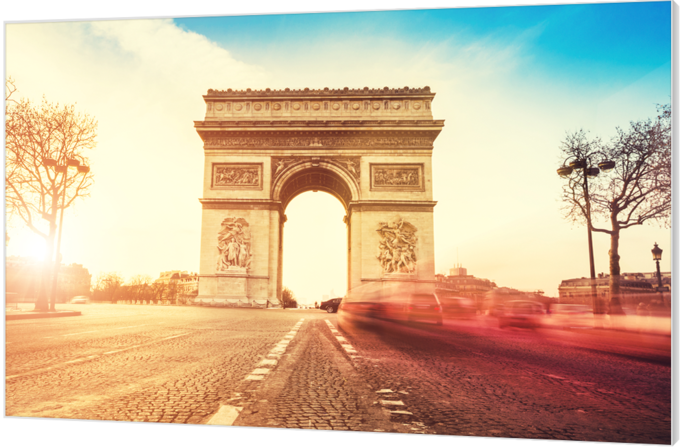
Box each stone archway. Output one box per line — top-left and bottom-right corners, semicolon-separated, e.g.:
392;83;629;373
194;86;444;307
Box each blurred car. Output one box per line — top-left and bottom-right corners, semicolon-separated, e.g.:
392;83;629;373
404;293;443;325
440;296;477;319
339;282;443;326
70;296;90;304
498;300;545;329
550;303;593;328
320;297;343;313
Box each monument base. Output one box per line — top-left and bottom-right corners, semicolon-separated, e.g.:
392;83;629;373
197;274;278;308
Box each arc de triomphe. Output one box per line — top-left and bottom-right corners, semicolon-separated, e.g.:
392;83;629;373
194;86;444;307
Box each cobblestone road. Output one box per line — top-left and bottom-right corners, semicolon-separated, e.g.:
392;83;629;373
5;304;671;444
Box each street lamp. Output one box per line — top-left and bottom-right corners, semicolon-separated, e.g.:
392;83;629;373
651;243;663;291
43;157;90;310
557;156;615;314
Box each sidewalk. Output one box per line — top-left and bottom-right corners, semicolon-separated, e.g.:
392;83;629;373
6;308;82;320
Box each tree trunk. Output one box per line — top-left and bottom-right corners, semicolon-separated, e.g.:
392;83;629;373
608;224;621;309
35;194;58;312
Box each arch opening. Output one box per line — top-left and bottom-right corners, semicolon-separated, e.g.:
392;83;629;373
273;163;359;211
281;191;348;306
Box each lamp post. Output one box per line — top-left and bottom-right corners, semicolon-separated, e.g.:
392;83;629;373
43;157;90;311
651;243;663;291
557;156;615;314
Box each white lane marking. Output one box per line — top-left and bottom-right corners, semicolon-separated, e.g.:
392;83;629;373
258;359;277;367
61;330;99;337
243;319;303;381
116;325;146;330
325;319;360;358
6;332;191;380
376;389;394;394
206;405;243;425
381;400;405;406
391;410;413;415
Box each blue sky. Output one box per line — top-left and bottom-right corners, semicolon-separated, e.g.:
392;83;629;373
175;2;670;92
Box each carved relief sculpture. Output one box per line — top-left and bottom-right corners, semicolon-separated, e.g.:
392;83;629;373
213;164;261;188
371;164;423;190
216;217;253;272
271;157;301;180
376;219;418;274
332;157;360;179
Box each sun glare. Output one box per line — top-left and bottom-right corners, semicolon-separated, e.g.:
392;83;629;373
7;230;48;261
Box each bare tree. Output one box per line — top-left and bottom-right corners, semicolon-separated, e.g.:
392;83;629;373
151;282;168;304
126;274;153;303
6;80;97;311
559;105;671;305
92;272;124;303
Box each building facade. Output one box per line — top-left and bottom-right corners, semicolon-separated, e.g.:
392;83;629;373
435;265;497;298
155;271;199;297
558;272;671;305
6;256;91;303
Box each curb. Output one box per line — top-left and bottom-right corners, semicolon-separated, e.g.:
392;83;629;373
6;311;82;320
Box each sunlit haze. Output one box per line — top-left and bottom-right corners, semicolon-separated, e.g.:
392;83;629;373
4;1;672;301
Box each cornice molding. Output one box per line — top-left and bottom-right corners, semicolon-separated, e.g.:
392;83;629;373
199;198;283;211
348;200;437;214
205;86;434;98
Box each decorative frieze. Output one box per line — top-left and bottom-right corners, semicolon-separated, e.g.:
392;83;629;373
212;163;262;189
216;217;253;273
370;164;424;191
205;136;433;148
376;219;418;274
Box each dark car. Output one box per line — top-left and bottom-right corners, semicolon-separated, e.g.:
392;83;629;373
320;297;343;313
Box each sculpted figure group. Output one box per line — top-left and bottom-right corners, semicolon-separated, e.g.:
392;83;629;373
216;217;253;272
374;168;419;187
214;167;259;186
376;219;418;274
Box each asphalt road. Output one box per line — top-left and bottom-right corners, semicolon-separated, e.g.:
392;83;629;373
4;304;671;444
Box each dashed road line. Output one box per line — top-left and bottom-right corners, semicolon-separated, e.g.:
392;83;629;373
245;318;304;381
325;319;360;359
206;405;243;425
205;319;306;425
6;332;191;380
